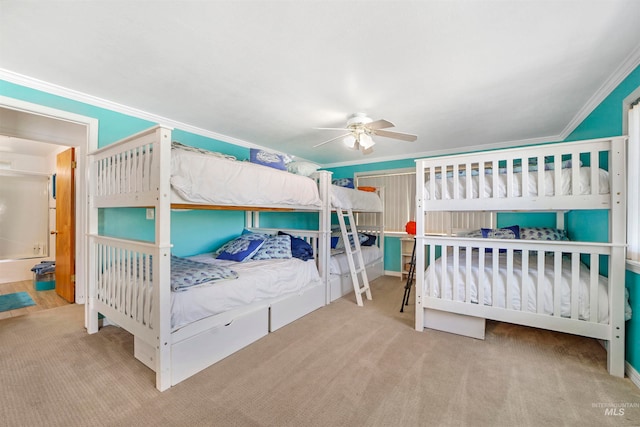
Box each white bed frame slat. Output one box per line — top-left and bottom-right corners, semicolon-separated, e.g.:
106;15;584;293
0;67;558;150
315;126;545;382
521;250;529;313
553;252;562;318
506;250;513;310
570;254;580;320
478;249;485;306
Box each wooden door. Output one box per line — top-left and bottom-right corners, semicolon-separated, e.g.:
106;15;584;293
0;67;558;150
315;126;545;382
55;148;75;302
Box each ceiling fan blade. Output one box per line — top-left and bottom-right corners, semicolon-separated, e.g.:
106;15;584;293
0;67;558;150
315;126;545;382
373;129;418;142
313;133;351;148
366;119;395;130
361;147;374;155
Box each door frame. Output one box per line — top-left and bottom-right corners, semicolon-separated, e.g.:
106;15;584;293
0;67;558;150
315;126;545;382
0;95;98;305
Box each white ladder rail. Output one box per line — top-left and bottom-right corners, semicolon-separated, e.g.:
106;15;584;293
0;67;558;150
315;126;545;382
336;208;372;306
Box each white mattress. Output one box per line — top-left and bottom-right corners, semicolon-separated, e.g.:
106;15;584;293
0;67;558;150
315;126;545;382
329;246;383;275
424;167;610;200
170;147;322;208
171;255;321;331
331;185;383;211
425;251;609;322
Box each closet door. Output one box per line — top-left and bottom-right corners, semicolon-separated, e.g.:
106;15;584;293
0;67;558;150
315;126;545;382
54;147;75;302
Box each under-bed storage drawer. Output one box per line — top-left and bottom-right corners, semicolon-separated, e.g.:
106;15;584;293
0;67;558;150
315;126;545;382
270;284;325;332
170;304;269;386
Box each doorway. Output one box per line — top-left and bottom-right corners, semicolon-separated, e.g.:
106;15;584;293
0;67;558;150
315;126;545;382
0;95;98;304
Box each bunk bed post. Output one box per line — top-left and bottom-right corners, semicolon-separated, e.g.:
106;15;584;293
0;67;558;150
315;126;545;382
154;126;173;391
246;211;259;228
414;160;425;331
607;136;627;377
86;149;99;334
315;171;332;304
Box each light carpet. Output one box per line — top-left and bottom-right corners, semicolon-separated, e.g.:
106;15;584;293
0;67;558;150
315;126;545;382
0;276;639;427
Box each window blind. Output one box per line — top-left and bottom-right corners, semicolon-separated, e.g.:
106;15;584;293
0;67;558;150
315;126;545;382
356;169;415;232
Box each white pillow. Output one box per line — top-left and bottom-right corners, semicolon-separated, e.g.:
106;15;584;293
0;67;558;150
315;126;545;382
287;161;320;177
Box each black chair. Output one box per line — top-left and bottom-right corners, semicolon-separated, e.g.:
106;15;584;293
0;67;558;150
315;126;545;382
400;237;416;312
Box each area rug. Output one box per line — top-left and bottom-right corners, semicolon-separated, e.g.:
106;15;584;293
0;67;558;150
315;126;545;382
0;292;36;312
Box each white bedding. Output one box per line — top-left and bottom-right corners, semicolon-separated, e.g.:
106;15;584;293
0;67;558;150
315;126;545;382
170;147;322;207
330;246;383;275
331;185;383;211
425;251;609;322
171;255;321;331
424;167;610;200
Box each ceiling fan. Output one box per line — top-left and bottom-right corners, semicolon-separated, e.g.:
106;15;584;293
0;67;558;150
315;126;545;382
313;113;417;154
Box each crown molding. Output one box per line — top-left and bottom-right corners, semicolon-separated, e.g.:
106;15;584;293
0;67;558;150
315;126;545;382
559;42;640;140
0;68;268;151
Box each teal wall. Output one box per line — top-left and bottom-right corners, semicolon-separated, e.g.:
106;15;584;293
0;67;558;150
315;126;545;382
627;269;640;370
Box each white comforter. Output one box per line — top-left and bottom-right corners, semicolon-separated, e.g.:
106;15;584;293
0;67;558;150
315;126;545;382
424;251;609;322
330;185;383;211
424;167;610;200
170;148;322;208
171;255;321;331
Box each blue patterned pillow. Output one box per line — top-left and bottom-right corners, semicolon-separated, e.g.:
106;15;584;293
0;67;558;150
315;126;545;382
331;231;369;249
252;234;292;260
250;148;289;171
170;256;238;292
463;229;484;238
520;227;568;241
481;225;520;239
481;225;520;253
332;178;355;189
481;225;520;240
216;234;266;262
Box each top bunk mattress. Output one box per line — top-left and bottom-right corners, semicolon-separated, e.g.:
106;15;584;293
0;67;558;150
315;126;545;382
170;145;322;209
424;166;610;201
331;185;383;211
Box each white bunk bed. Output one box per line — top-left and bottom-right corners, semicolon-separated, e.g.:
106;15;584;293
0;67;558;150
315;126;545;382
414;136;628;377
86;126;332;391
327;185;385;302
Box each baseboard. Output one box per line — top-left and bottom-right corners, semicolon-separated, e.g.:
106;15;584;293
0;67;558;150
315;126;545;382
626;361;640;389
385;270;401;278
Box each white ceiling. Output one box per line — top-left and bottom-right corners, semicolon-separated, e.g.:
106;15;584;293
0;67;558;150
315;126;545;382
1;1;640;166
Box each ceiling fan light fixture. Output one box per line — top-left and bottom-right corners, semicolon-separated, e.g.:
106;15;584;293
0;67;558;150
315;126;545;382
342;134;357;149
313;113;415;155
359;133;375;149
